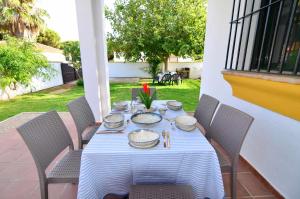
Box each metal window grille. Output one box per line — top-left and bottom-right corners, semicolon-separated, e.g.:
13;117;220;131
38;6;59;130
225;0;300;76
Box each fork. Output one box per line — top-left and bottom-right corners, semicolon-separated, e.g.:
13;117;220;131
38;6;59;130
162;131;167;148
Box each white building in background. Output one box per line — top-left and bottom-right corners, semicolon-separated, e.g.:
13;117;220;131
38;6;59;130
111;53;202;79
0;44;66;100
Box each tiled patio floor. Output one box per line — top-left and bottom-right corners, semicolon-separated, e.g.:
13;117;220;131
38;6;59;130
0;112;280;199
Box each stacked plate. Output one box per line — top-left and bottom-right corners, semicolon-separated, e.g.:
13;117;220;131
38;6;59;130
103;113;124;129
128;129;160;149
175;115;197;132
167;101;183;111
114;101;128;111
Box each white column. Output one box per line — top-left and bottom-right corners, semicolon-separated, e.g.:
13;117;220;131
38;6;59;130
75;0;111;121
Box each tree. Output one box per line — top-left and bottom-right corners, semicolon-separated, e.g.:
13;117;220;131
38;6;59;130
105;0;207;72
0;36;50;98
61;41;81;77
37;28;61;48
0;0;48;39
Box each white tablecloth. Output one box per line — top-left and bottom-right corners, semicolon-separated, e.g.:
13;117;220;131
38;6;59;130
77;101;224;199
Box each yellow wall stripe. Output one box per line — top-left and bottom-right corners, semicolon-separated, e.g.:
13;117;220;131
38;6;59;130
223;74;300;121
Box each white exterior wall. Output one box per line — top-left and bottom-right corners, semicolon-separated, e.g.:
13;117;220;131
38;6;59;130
0;63;63;100
202;0;300;198
108;62;203;79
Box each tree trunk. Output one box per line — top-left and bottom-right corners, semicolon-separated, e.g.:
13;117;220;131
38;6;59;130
164;57;169;72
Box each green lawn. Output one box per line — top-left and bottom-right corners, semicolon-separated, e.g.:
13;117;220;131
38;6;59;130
0;79;200;121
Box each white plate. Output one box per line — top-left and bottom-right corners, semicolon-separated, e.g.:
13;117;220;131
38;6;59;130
167;101;182;107
104;122;124;129
114;101;128;111
129;140;159;149
131;113;162;125
167;101;182;110
104;113;124;123
128;129;160;147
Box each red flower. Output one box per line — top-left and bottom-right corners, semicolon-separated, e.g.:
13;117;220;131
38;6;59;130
142;83;150;96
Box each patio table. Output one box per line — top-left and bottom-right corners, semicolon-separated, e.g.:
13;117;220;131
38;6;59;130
77;100;224;199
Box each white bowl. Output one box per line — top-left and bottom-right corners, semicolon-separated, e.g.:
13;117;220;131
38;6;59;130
103;113;124;129
175;115;197;132
167;101;183;111
114;101;128;111
128;129;160;148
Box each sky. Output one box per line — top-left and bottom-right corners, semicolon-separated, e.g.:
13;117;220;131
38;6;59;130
36;0;114;41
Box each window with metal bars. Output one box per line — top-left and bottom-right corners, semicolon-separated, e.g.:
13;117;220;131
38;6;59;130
225;0;300;76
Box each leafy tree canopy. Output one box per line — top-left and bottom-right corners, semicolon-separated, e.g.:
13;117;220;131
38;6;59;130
61;41;81;70
0;36;50;95
37;28;61;48
0;0;48;39
105;0;207;70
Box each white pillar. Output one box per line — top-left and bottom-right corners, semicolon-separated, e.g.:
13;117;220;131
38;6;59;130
75;0;111;121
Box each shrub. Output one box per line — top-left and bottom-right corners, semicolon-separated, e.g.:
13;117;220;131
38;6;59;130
0;36;51;97
76;79;84;86
37;29;61;48
147;57;162;80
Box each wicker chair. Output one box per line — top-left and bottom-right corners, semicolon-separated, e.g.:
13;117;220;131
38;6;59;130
131;88;157;101
17;111;82;199
207;104;254;199
160;73;172;85
170;73;181;85
67;96;98;149
129;185;194;199
194;94;219;136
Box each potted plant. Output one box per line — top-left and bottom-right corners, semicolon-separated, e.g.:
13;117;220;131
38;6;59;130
138;83;156;112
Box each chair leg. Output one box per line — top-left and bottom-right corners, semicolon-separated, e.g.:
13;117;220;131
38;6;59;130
78;136;83;149
40;181;48;199
231;167;237;199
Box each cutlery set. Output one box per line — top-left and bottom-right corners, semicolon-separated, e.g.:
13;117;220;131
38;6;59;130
162;130;170;148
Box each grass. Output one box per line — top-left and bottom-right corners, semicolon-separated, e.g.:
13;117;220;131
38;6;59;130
0;79;200;122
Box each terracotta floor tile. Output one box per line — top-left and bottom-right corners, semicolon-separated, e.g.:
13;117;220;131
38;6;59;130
47;183;78;199
238;173;274;197
48;184;67;199
0;162;38;182
238;159;252;173
0;148;27;164
223;173;251;198
0;180;39;199
60;184;78;199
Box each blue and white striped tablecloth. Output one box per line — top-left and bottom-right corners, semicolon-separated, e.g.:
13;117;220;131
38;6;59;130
77;101;224;199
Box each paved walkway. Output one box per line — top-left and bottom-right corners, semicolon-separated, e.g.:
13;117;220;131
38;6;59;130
0;112;278;199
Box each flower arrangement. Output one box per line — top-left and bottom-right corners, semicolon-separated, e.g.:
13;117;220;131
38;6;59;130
138;83;156;109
